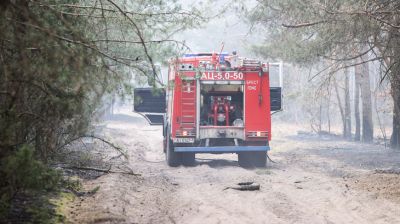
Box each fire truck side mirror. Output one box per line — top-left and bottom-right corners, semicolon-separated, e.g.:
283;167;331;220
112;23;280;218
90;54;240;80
133;88;166;125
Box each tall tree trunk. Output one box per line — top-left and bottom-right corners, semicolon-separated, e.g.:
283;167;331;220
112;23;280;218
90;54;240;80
389;14;400;148
385;15;400;148
389;39;400;148
360;60;374;142
344;68;352;140
318;102;322;133
354;65;361;141
327;86;331;134
334;78;346;137
14;0;29;148
390;80;400;149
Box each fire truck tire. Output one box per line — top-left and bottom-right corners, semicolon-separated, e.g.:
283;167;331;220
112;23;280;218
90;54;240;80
238;152;252;168
181;153;195;166
163;137;167;153
166;132;181;167
252;151;267;168
238;151;267;168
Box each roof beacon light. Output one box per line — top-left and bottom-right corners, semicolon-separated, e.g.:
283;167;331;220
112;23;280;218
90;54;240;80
219;54;225;64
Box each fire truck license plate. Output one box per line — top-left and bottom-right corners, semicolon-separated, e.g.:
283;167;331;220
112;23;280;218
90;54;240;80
173;138;195;143
200;71;244;81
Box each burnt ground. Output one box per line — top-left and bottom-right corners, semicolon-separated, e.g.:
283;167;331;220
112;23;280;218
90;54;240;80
63;108;400;224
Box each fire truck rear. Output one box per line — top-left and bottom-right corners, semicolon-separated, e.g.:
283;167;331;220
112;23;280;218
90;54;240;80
134;52;282;167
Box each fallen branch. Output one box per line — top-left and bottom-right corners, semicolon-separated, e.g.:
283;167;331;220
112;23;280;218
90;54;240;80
65;165;141;176
374;169;400;175
83;135;128;159
65;186;101;197
57;134;128;159
223;182;260;191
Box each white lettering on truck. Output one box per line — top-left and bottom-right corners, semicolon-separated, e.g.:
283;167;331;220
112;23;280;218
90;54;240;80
246;80;258;91
201;72;243;80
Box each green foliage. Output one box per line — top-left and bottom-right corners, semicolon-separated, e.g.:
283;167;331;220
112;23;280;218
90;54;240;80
0;0;205;221
88;186;100;195
247;0;389;65
27;198;65;224
61;177;82;193
2;145;60;192
0;195;10;222
0;145;61;220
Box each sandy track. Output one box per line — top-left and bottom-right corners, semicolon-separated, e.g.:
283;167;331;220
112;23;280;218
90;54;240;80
66;111;400;224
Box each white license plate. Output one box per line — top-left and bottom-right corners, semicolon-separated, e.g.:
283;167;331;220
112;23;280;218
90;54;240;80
173;138;195;143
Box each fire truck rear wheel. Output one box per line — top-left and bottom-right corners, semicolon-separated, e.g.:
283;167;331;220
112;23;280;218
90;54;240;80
252;151;267;167
238;152;252;168
238;151;267;168
181;153;195;166
166;132;181;167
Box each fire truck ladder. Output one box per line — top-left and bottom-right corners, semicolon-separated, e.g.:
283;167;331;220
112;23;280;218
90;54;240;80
180;80;196;136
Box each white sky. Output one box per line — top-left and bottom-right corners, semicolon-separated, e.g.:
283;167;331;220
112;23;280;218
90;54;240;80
176;0;262;57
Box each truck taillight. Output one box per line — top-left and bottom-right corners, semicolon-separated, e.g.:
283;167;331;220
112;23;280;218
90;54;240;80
176;129;195;137
247;131;268;138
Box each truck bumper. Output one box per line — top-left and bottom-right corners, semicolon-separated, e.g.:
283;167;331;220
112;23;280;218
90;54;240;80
174;146;270;153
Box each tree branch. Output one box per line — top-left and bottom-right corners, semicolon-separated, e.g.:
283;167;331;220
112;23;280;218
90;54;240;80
105;0;164;86
64;165;140;176
57;135;128;159
282;20;327;28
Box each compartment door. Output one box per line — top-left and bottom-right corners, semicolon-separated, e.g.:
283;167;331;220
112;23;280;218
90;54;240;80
133;88;165;125
269;62;283;112
270;87;282;111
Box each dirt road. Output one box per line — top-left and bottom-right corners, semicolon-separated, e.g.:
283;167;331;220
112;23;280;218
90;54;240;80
65;109;400;224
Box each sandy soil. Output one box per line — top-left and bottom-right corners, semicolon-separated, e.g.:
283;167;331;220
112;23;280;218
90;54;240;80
65;108;400;224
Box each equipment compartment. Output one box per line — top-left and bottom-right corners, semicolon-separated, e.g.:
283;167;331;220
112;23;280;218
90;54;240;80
199;84;244;127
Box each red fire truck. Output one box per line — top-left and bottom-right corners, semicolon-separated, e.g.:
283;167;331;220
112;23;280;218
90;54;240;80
134;52;282;167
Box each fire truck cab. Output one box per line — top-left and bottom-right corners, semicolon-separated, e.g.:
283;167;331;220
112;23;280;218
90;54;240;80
134;52;282;167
